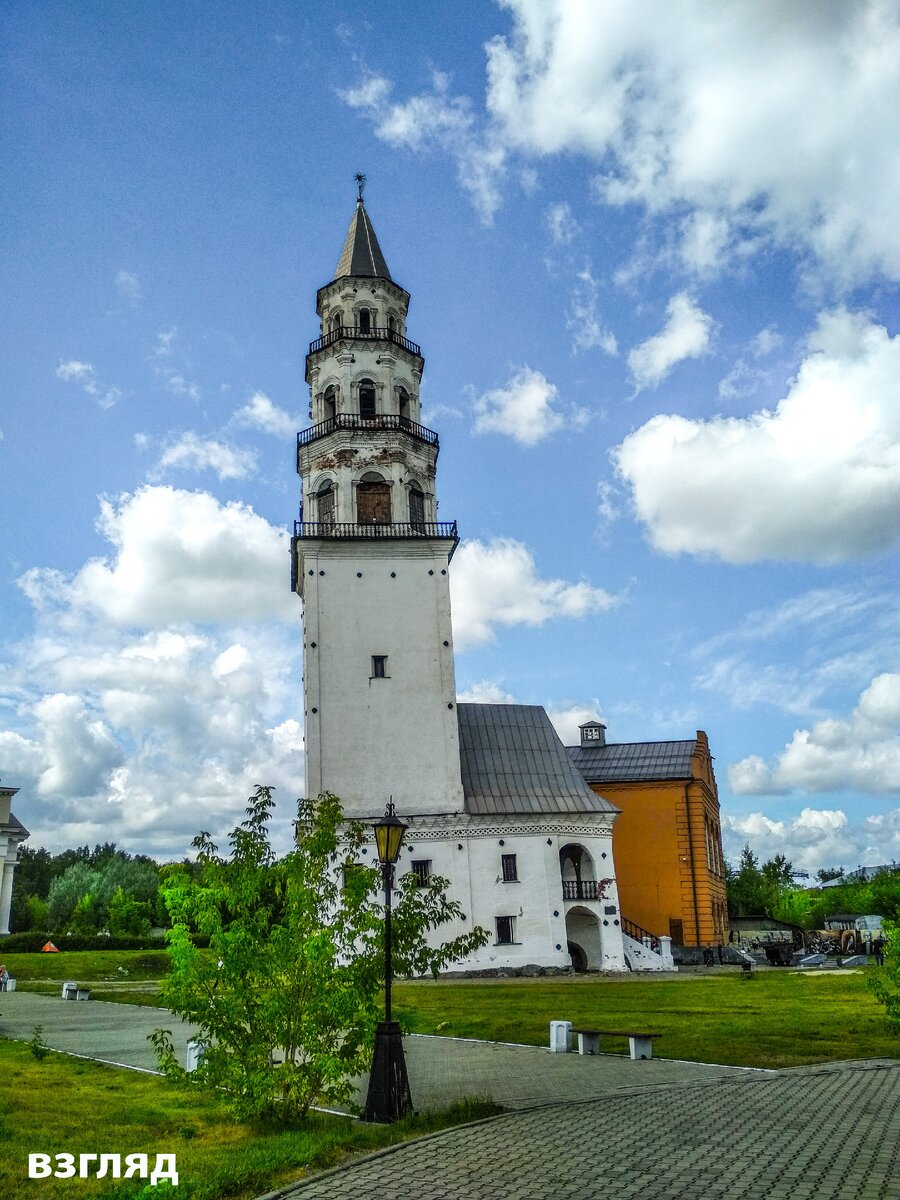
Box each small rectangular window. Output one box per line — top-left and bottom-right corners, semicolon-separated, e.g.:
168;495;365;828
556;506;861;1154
495;915;515;945
501;853;518;882
371;655;388;678
411;860;431;887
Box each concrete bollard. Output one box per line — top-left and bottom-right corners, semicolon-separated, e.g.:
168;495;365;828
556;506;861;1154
62;981;77;1000
185;1039;206;1072
549;1020;572;1053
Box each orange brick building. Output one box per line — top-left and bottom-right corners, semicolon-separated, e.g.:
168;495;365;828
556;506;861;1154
568;723;727;947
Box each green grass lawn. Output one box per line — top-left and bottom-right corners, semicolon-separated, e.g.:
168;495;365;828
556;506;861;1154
7;955;900;1070
0;1039;498;1200
394;970;900;1069
5;948;899;1068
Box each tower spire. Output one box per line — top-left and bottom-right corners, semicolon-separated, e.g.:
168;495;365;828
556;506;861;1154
333;180;391;281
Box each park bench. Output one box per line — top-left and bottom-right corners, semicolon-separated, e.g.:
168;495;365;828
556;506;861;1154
739;962;754;981
61;982;91;1001
572;1028;658;1060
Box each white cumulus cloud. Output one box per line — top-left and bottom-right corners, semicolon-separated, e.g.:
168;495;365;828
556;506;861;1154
615;309;900;563
729;673;900;797
472;366;586;446
627;293;715;389
451;537;617;649
156;432;258;481
18;486;295;628
484;1;900;285
233;391;298;438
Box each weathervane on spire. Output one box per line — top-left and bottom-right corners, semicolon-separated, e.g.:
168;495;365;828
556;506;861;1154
355;172;367;201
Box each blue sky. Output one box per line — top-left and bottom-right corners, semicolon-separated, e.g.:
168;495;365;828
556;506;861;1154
3;1;899;871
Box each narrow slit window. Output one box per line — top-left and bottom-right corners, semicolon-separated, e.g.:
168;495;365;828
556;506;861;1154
501;853;518;882
409;486;425;527
359;381;376;419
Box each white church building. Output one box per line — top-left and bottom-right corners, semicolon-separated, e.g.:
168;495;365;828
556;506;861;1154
292;187;672;974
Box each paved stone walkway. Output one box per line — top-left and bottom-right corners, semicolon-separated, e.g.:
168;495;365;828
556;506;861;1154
3;993;899;1199
273;1061;900;1200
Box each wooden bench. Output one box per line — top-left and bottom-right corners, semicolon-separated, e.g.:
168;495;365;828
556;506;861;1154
572;1028;658;1060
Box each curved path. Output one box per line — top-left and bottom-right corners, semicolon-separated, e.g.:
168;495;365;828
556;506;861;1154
2;994;898;1199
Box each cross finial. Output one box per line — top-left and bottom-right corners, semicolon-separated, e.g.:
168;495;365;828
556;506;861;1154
355;172;366;202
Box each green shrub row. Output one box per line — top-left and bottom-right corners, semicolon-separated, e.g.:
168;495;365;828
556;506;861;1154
0;931;208;952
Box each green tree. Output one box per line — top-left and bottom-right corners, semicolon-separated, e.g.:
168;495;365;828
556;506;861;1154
106;886;153;937
151;787;488;1124
23;894;50;931
47;862;96;930
869;920;900;1027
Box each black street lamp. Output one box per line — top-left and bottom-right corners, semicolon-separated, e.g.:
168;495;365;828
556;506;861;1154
363;800;413;1122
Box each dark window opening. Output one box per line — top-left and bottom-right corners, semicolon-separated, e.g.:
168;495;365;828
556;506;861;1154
323;385;337;421
411;860;431;887
358;309;371;334
409;486;425;528
317;483;335;525
371;655;388;678
398;387;410;418
359;381;376;419
495;915;515;945
501;853;518;882
669;918;684;945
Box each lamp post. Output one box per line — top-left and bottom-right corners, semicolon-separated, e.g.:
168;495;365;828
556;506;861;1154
363;800;413;1122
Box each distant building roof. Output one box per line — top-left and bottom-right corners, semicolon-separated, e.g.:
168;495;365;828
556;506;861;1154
1;811;29;840
457;703;617;817
334;199;392;281
568;739;696;784
820;864;899;886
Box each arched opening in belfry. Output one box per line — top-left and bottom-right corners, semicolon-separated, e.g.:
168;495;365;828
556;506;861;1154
323;385;337;423
317;480;335;526
397;386;410;421
359;380;377;420
358;308;371;334
357;472;391;524
330;311;342;334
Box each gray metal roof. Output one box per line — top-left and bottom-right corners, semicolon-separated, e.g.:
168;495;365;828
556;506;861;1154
567;739;696;783
2;811;30;840
457;703;618;816
334;200;392;280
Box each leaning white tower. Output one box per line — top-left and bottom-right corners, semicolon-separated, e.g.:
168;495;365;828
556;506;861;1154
293;182;465;819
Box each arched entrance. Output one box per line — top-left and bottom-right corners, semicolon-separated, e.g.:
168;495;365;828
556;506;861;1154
565;906;602;970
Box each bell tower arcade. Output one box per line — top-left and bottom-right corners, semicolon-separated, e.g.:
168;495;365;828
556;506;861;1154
293;183;465;818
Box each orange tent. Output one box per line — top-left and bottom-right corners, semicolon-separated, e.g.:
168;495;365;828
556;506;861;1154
40;941;59;953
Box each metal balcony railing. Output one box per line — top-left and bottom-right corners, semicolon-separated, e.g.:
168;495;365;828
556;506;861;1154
296;413;438;450
294;519;459;558
308;325;422;357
